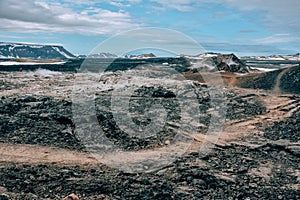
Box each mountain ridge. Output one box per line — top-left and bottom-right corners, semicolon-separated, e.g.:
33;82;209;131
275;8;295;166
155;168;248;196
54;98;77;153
0;42;75;60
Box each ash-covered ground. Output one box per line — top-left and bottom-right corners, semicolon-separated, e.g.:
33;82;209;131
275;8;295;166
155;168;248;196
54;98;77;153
0;68;299;199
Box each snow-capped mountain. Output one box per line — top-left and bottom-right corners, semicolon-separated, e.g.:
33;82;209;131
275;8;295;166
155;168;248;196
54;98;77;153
0;42;75;59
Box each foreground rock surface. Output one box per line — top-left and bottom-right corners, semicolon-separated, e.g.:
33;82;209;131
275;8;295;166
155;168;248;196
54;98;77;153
0;71;299;199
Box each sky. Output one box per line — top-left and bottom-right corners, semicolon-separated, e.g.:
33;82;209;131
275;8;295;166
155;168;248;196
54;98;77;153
0;0;299;56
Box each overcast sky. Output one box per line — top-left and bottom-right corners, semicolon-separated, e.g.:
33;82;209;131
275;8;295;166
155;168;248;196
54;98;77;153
0;0;299;56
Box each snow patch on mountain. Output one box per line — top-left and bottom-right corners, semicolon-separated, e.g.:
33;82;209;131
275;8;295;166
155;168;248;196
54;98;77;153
52;47;74;59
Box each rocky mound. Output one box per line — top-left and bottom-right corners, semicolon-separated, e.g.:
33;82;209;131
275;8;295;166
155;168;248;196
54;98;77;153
188;53;250;73
212;53;249;73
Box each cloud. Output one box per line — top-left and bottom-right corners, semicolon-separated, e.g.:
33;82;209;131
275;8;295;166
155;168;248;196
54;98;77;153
60;0;141;8
57;0;97;5
0;0;140;35
151;0;300;33
254;34;300;44
109;0;142;7
221;0;300;33
150;0;205;12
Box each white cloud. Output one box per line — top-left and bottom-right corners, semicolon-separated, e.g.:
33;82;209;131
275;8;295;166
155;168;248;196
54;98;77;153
255;34;300;44
221;0;300;32
57;0;97;5
150;0;205;12
0;0;140;35
151;0;300;32
60;0;141;8
224;0;300;48
151;0;300;51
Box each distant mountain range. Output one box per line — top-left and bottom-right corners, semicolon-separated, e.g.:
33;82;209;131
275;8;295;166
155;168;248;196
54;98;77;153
128;53;156;59
0;42;75;60
1;42;299;62
87;52;118;58
242;53;300;61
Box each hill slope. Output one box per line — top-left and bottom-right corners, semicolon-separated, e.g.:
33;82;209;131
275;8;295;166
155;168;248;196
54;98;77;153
233;65;300;94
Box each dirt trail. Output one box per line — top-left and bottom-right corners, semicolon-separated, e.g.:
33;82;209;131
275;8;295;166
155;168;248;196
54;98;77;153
221;91;298;142
0;143;99;167
190;88;300;151
273;67;291;94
